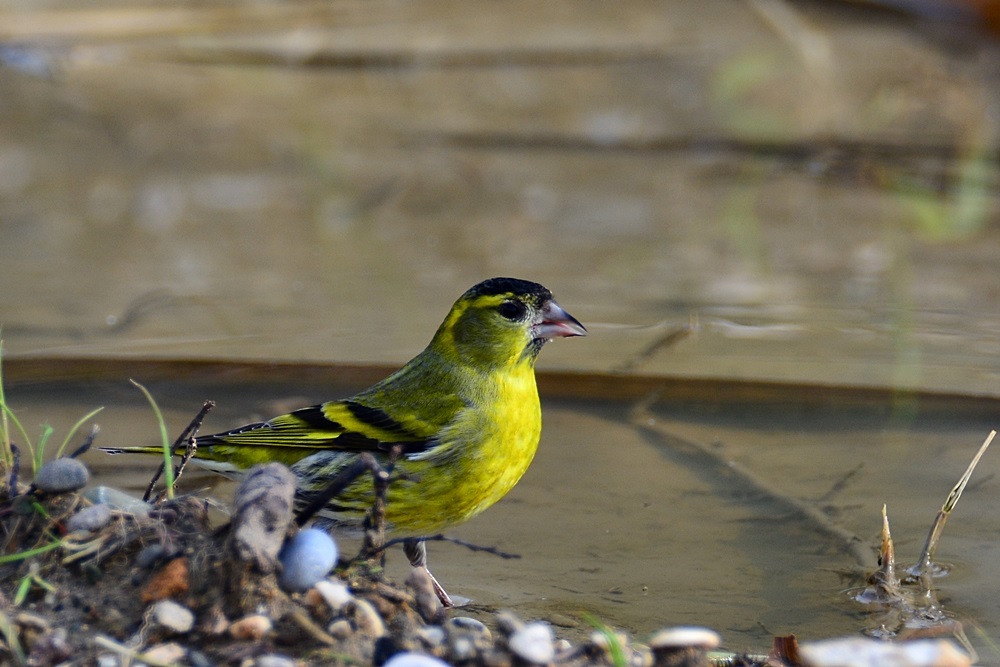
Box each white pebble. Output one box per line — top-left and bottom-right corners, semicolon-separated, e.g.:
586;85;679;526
150;599;195;634
142;643;186;664
83;486;150;516
66;504;113;532
254;655;296;667
509;622;555;665
798;637;971;667
383;652;451;667
34;458;89;494
648;626;720;650
313;579;352;613
278;528;338;592
229;614;272;640
348;598;385;638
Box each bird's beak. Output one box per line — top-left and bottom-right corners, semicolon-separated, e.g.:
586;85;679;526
535;300;587;340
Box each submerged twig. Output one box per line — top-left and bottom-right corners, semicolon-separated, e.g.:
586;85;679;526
382;534;522;560
629;391;876;571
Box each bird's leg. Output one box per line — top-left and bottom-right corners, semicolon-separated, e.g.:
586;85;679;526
403;538;454;608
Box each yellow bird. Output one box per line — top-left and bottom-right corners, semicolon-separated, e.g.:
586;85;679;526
109;277;585;605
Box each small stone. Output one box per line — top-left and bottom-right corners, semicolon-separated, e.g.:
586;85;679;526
84;486;150;517
509;622;555;665
143;643;186;665
66;504;113;532
312;579;353;613
135;544;168;569
230;463;296;573
347;598;385;638
254;655;296;667
25;627;71;666
415;626;447;650
446;616;492;653
34;458;89;494
383;652;451;667
648;627;720;651
327;619;353;640
140;557;189;603
798;637;971;667
229;614;272;641
96;654;119;667
278;528;338;592
150;599;195;634
494;611;525;637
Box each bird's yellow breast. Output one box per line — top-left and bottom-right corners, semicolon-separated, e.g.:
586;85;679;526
385;362;541;535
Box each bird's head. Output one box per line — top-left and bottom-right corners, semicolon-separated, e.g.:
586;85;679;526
432;277;587;369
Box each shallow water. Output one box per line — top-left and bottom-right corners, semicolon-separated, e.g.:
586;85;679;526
5;360;1000;658
2;0;1000;661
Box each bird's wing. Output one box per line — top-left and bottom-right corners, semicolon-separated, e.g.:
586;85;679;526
199;399;436;456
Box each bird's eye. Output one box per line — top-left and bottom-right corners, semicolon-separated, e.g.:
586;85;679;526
498;300;527;321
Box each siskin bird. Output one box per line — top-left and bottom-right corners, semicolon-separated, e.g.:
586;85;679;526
106;277;586;605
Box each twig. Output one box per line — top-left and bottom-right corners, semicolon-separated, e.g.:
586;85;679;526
143;400;215;502
171;400;214;487
294;455;378;528
67;425;100;460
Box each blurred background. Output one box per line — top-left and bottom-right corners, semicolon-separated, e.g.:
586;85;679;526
2;0;1000;656
0;0;997;391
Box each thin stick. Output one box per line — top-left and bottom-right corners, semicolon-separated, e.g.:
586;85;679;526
170;400;214;487
909;430;996;578
141;400;215;502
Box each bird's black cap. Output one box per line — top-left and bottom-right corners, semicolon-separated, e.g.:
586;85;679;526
465;277;552;301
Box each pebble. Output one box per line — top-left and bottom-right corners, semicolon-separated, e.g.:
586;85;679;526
135;544;168;569
798;637;971;667
150;599;195;634
327;619;353;640
312;579;353;613
446;616;492;657
383;652;452;667
494;611;525;636
254;655;296;667
648;626;720;651
415;626;447;651
142;642;186;665
278;528;338;592
509;622;555;665
347;598;386;638
66;504;113;533
34;458;89;494
231;463;296;572
83;485;150;516
229;614;272;641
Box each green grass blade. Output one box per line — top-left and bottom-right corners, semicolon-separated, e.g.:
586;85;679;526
33;424;53;476
0;608;27;666
130;379;174;499
0;403;34;475
0;540;62;565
